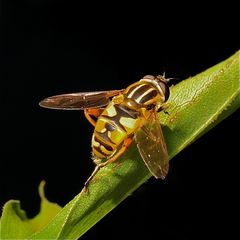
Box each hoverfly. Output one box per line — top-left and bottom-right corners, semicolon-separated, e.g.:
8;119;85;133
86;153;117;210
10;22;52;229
39;75;170;188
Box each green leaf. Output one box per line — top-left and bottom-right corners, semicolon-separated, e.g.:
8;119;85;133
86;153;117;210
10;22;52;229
0;200;35;239
30;51;239;239
0;181;62;239
28;181;62;231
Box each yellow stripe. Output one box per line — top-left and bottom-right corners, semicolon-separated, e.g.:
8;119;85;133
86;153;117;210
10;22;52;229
92;147;107;158
140;79;165;101
127;84;147;98
135;87;155;103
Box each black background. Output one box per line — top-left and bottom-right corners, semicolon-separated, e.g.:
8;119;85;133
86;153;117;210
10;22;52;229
1;1;239;239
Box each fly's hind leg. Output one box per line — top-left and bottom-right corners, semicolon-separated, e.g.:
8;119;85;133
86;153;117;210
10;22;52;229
84;137;133;191
84;108;103;127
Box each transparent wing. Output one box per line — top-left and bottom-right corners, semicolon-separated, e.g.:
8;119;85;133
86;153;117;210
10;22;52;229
39;89;124;110
135;111;169;179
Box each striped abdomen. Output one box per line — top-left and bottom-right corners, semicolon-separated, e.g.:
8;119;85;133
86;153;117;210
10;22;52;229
92;102;140;159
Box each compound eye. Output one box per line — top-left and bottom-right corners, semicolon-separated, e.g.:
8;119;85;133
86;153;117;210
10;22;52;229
159;81;170;101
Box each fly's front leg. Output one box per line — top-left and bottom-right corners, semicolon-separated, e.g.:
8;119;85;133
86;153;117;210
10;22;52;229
84;108;103;127
157;103;170;115
84;137;133;191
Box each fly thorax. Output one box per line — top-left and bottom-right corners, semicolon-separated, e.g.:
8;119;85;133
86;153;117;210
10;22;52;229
125;81;165;110
140;75;170;102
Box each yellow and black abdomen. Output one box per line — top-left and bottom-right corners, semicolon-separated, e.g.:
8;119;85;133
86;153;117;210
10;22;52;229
92;101;140;159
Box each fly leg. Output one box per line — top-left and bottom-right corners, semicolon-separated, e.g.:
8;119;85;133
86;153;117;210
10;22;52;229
84;137;133;191
157;103;170;115
84;108;103;127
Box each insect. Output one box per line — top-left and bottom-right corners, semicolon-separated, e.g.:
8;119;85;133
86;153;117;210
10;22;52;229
39;75;170;188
